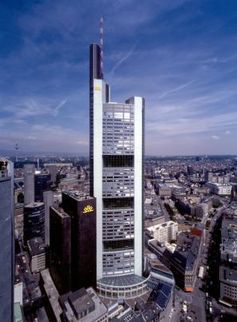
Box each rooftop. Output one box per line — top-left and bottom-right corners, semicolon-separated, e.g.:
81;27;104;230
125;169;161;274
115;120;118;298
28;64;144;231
60;287;107;322
149;282;173;310
63;190;94;202
98;274;147;288
24;202;44;208
27;237;45;256
60;288;95;316
51;206;70;219
41;269;63;321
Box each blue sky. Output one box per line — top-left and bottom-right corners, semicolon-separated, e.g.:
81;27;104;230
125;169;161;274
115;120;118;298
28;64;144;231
1;0;237;155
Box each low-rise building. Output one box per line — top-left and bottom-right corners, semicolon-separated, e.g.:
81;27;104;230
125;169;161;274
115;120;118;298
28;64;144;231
156;184;172;198
59;287;108;322
219;211;237;307
148;232;201;292
146;221;178;246
206;183;232;196
193;203;209;219
27;237;46;273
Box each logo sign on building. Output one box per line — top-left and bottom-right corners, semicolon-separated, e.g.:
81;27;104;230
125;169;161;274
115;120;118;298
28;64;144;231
83;205;94;214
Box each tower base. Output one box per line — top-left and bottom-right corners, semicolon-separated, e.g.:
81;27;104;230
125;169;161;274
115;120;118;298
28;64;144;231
97;274;150;300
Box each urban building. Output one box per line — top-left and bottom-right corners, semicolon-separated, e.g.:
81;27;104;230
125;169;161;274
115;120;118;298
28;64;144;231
0;159;14;322
148;232;201;292
59;287;108;322
147;259;175;287
43;190;54;246
50;192;96;292
24;164;35;205
89;42;147;299
168;233;201;292
40;268;63;321
148;282;174;322
15;252;44;319
231;184;237;201
41;269;109;322
15;203;24;239
193;203;209;219
24;202;45;244
44;164;59;184
146;221;178;246
219;211;237;307
156;183;172;198
206;182;232;195
144;194;165;224
50;206;72;293
35;172;51;202
27;237;46;273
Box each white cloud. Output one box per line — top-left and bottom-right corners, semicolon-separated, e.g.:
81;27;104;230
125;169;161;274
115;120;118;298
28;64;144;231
3;97;68;120
211;135;220;140
109;46;136;75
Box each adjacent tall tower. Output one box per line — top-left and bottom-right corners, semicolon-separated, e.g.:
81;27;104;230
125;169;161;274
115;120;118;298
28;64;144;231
24;164;35;205
0;159;14;321
89;27;148;299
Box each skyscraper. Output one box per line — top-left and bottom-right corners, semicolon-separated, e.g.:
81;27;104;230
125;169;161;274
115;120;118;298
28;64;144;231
24;202;45;244
90;43;148;299
0;159;14;321
35;172;51;202
50;192;96;293
24;164;35;205
43;190;54;246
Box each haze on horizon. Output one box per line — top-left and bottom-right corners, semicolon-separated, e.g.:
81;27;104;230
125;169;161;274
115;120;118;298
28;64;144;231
1;0;237;156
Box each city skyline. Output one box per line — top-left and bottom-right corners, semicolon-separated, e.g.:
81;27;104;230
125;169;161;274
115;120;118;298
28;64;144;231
1;0;237;155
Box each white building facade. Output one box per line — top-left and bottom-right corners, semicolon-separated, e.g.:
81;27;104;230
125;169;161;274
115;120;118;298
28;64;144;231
90;44;147;299
147;221;178;245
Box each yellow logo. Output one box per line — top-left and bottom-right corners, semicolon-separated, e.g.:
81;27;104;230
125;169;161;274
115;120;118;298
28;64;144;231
95;86;101;91
83;205;94;214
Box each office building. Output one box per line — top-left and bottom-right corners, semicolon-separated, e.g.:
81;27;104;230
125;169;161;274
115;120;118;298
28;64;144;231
24;202;45;244
231;184;237;201
0;159;14;322
27;237;46;273
43;190;54;245
148;232;201;292
90;42;147;299
59;287;108;322
146;221;178;246
219;211;237;307
15;252;44;319
35;172;51;202
50;192;96;292
44;164;58;184
24;164;35;204
62;191;96;290
206;182;232;196
50;206;72;293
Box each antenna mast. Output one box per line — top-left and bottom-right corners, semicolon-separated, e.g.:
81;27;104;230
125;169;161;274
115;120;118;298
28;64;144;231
99;17;104;79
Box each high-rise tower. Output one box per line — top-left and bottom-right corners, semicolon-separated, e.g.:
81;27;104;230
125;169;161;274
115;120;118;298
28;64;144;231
0;159;14;321
24;164;35;204
89;33;149;299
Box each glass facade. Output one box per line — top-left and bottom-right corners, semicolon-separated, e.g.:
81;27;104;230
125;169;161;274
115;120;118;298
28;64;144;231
24;202;45;244
0;160;14;321
90;43;145;297
101;103;136;276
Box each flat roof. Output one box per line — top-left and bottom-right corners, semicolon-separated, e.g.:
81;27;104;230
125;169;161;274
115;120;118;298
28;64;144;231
41;269;62;321
24;202;44;208
63;190;94;202
27;237;45;256
51;206;70;219
98;274;146;287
